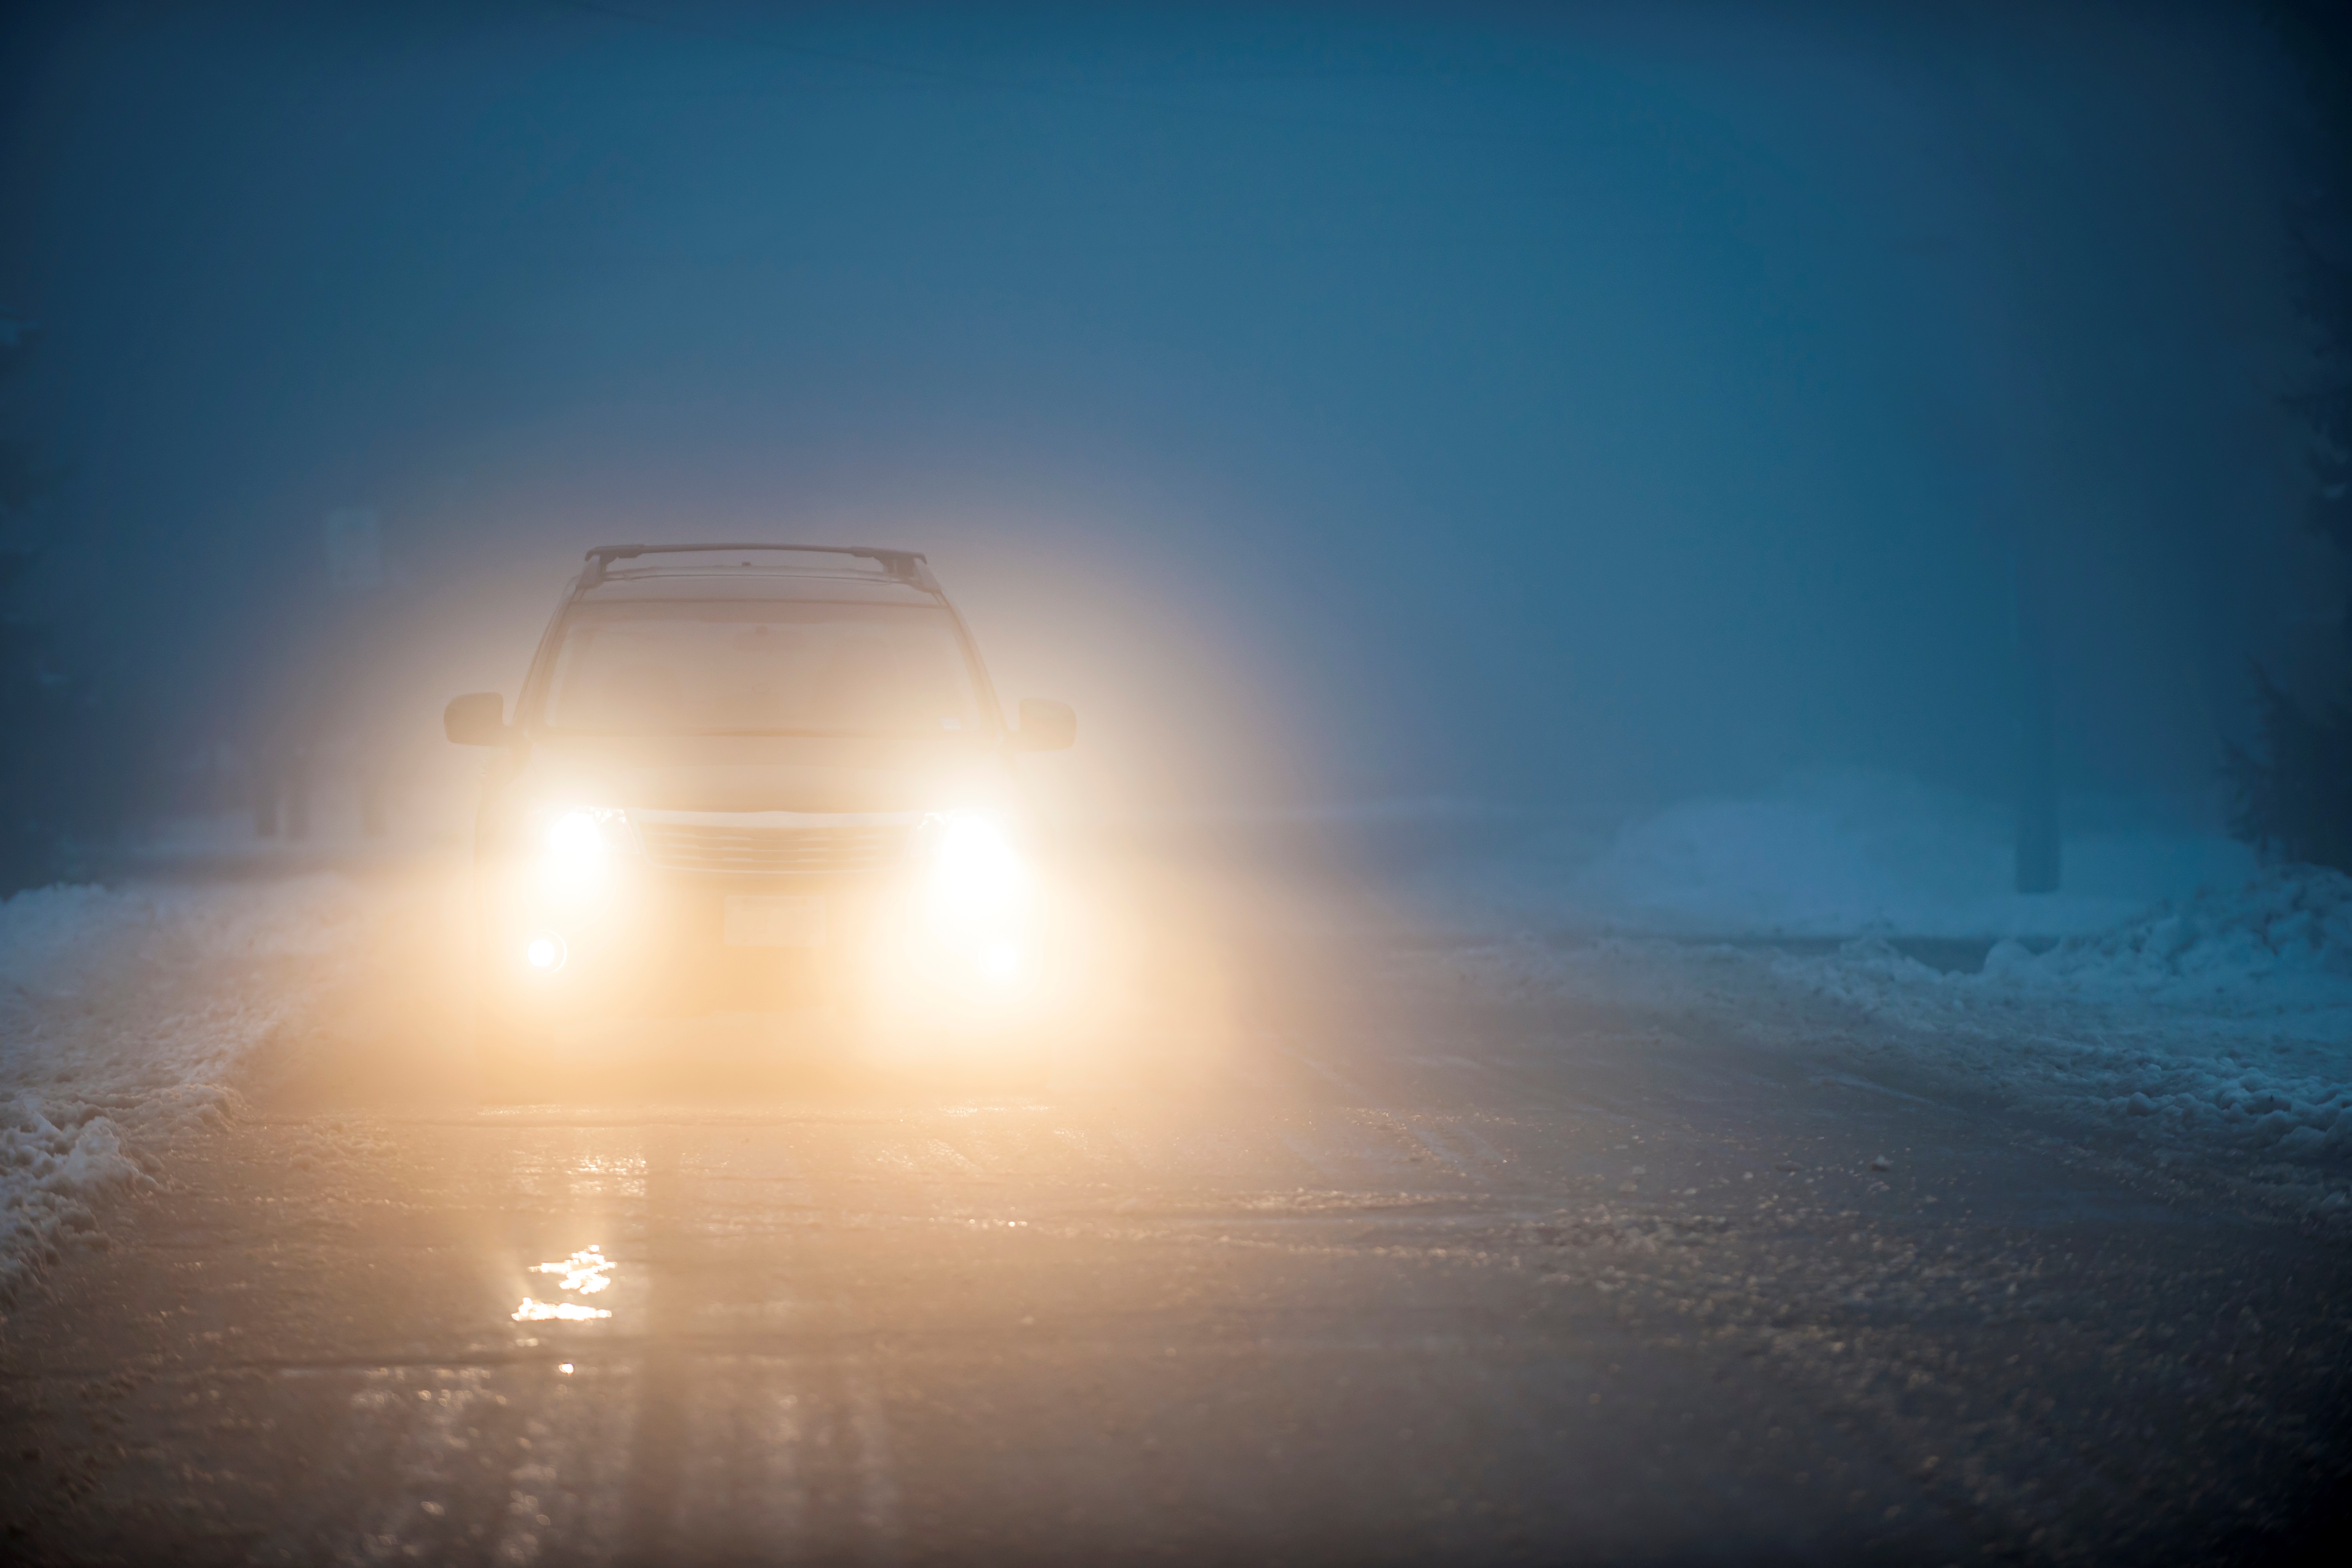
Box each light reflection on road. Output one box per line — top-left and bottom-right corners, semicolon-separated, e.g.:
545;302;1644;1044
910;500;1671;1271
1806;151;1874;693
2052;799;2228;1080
514;1244;617;1322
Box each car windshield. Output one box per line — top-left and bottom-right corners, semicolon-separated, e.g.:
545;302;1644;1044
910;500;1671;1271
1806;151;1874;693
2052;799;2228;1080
539;600;985;737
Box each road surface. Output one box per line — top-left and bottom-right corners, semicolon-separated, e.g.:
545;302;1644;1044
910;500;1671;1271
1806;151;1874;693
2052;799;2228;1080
2;853;2347;1564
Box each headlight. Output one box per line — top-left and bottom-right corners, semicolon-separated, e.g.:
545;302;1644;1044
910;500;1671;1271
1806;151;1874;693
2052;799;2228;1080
928;814;1028;919
920;813;1032;981
919;813;1032;989
536;807;630;900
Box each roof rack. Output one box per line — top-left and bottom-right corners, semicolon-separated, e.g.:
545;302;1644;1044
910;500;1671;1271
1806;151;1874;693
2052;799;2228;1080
582;542;937;592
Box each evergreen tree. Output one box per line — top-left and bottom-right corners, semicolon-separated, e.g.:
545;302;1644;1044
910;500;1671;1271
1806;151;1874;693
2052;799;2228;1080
2231;0;2352;871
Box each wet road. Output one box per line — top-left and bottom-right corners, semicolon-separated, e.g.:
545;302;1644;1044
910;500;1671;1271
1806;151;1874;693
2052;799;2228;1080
4;861;2350;1564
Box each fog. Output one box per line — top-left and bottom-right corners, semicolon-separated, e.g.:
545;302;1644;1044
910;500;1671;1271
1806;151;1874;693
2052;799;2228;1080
16;11;2352;1559
0;0;2328;845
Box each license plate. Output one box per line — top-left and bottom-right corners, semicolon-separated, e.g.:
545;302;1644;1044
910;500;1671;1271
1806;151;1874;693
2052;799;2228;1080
723;895;826;948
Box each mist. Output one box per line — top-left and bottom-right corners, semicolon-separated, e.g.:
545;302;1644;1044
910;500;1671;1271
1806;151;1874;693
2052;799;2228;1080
0;0;2324;855
14;8;2352;1562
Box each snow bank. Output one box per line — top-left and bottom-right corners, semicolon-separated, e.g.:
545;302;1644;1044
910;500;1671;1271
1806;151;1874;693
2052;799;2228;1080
1435;864;2352;1204
1982;868;2352;1003
1430;772;2256;939
0;877;360;1298
1774;870;2352;1178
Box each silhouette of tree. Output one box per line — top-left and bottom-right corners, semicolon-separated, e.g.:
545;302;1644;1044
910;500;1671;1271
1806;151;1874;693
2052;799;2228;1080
2232;0;2352;871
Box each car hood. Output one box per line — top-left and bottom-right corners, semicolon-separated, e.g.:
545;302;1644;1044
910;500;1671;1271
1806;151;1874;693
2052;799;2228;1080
512;732;1015;817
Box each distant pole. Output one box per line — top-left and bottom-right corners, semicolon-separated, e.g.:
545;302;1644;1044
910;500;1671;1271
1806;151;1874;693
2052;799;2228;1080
2012;551;2060;892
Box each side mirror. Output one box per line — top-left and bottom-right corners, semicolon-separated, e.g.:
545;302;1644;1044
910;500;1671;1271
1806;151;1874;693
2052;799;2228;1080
444;692;509;747
1013;697;1076;752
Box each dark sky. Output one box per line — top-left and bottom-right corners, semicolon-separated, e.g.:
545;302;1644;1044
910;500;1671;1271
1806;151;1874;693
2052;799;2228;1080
0;0;2328;824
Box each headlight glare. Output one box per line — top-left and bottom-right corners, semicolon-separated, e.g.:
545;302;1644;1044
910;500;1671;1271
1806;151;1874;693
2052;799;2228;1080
933;815;1026;914
921;812;1032;957
537;807;627;900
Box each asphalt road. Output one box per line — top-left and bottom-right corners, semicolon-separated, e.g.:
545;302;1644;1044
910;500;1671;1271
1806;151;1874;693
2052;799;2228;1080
4;855;2349;1565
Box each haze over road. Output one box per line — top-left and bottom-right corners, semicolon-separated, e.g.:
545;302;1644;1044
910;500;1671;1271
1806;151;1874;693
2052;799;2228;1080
2;849;2344;1565
5;6;2350;1562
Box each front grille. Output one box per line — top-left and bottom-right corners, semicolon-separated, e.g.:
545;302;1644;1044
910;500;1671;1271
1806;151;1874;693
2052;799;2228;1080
636;822;912;875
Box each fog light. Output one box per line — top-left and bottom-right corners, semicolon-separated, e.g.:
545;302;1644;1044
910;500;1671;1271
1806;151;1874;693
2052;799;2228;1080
525;932;568;972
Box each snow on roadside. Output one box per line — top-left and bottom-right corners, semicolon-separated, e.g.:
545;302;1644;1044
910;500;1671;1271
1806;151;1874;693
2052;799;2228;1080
1444;867;2352;1209
1420;771;2256;940
1410;774;2352;1200
0;876;362;1299
1774;869;2352;1192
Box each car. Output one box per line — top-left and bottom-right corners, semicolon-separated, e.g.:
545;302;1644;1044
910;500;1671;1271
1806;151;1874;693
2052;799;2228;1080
442;542;1075;1092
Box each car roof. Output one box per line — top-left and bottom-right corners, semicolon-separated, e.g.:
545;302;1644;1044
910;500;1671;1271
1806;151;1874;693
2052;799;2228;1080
570;544;947;607
577;569;943;607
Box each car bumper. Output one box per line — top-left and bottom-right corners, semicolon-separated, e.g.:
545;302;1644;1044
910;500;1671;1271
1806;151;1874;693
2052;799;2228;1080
482;861;1031;1018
